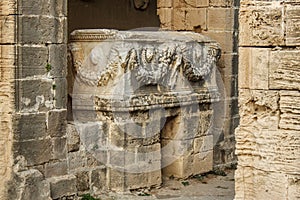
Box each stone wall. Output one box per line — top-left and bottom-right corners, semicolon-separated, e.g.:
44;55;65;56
235;0;300;199
0;0;68;199
157;0;239;167
0;0;15;198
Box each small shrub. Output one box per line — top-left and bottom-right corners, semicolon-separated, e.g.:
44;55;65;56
81;194;100;200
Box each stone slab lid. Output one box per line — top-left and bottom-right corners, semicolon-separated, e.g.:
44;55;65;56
70;29;218;44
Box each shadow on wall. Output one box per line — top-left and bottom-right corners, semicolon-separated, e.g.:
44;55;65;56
68;0;160;34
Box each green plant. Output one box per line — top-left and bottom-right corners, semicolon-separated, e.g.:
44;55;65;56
137;192;151;196
181;181;190;186
212;169;227;176
81;194;100;200
45;63;52;72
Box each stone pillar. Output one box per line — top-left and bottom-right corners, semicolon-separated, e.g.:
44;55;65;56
0;0;15;198
236;0;300;199
0;0;69;199
157;0;240;168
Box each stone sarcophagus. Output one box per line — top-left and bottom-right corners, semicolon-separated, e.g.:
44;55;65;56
69;29;221;191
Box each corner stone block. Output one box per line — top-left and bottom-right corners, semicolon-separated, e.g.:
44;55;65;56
239;47;270;90
17;79;53;112
47;109;67;137
162;152;194;178
18;16;65;44
239;5;285;46
17;45;48;78
66;123;80;152
54;78;67;109
48;175;77;199
13;139;53;166
13;113;47;141
49;45;67;78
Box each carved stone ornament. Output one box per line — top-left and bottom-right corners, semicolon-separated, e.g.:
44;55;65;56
69;29;221;111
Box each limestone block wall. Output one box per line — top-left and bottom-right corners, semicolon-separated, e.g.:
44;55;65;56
0;0;69;199
235;0;300;199
0;0;15;198
157;0;240;167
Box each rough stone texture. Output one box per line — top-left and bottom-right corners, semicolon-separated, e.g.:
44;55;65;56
236;1;300;199
0;1;16;199
69;29;220;192
157;0;239;168
48;175;77;199
0;0;69;199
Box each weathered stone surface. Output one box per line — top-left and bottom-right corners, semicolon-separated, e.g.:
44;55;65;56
66;123;80;152
14;139;53;166
0;45;15;81
125;170;162;190
286;5;300;46
236;128;300;174
157;8;172;29
207;8;233;31
68;151;87;172
0;16;15;44
52;138;67;160
48;175;77;199
47;110;67;137
239;4;285;46
18;0;67;17
17;45;49;78
13;113;47;141
239;47;270;90
76;171;89;192
91;168;107;194
19;169;51;200
54;78;67;109
238;89;279;129
162;152;194;178
45;161;68;178
17;79;54;112
209;0;232;7
185;8;207;30
49;44;67;77
0;0;16;16
235;167;291;200
18;16;65;44
279;91;300;131
269;49;300;90
193;150;213;175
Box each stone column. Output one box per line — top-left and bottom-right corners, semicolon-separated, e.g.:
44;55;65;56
0;0;69;199
236;0;300;199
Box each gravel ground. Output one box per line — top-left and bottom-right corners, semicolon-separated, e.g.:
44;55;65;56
98;169;235;200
